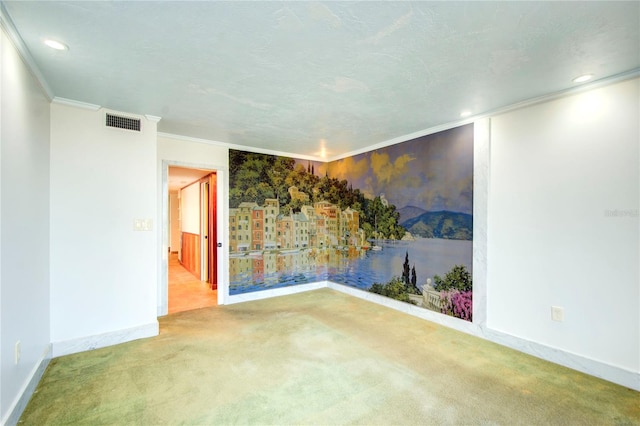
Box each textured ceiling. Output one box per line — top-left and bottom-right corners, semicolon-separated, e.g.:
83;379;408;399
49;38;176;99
2;1;639;160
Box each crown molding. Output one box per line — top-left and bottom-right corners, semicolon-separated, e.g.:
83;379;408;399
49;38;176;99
53;98;165;122
157;132;325;162
326;119;475;162
164;69;640;164
0;2;54;100
52;97;101;111
327;68;640;162
145;115;162;123
157;132;231;148
476;68;640;121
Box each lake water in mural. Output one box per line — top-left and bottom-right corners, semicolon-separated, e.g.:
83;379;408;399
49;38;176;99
229;237;472;295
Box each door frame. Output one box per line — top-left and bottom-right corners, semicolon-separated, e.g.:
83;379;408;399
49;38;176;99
159;160;227;316
200;179;209;282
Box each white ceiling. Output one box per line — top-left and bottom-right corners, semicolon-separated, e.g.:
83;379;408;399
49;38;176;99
168;166;213;192
2;1;639;160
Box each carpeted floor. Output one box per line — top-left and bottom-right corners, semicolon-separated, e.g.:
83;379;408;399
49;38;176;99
19;288;640;425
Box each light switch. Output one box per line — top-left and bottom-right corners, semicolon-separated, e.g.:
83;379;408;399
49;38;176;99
134;219;153;231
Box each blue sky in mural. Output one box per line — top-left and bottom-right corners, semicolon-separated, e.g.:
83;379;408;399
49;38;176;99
328;124;473;215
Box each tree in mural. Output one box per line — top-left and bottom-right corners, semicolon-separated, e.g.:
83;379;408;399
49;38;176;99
361;196;404;240
402;251;410;286
229;151;279;207
285;163;316;199
369;277;416;305
411;266;417;291
229;150;406;241
400;251;421;295
433;264;472;292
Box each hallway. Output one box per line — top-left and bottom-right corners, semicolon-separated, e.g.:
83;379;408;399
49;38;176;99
168;252;217;314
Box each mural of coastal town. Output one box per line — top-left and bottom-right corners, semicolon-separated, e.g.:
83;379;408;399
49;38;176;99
229;124;474;321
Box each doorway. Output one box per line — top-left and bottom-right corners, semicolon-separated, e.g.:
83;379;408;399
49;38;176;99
167;166;218;314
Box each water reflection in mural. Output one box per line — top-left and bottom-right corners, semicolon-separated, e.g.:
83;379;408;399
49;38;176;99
230;238;471;295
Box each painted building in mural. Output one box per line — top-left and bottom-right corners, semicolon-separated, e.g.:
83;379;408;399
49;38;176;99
229;192;363;254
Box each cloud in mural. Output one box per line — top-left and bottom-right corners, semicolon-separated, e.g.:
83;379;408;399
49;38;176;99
329;156;370;181
301;125;472;214
370;151;415;185
361;175;375;199
314;161;329;177
329;125;473;214
407;153;472;213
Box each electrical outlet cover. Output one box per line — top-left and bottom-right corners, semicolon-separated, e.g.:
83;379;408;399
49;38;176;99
551;306;564;322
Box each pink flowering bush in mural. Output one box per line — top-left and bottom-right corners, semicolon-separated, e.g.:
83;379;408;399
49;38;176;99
440;289;472;321
433;264;472;321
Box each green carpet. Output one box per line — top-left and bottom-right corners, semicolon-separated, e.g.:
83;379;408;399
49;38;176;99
19;288;640;425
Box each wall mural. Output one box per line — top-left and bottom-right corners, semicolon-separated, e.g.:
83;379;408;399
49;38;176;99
229;123;474;321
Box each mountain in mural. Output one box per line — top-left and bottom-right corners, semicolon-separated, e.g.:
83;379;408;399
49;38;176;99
398;205;427;223
401;210;472;240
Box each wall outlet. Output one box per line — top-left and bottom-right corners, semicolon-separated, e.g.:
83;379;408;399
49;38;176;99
15;341;21;364
551;306;564;322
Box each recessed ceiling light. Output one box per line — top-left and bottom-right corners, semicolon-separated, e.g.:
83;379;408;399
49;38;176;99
460;110;472;118
44;39;68;51
572;74;593;83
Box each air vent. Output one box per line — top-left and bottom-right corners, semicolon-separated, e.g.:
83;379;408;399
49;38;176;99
105;113;141;131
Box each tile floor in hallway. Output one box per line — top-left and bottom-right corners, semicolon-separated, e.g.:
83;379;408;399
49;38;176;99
168;252;217;314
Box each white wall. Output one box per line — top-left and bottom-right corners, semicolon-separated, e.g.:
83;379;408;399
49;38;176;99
158;135;229;169
157;134;228;314
50;104;158;355
488;78;639;377
180;182;200;234
0;27;51;424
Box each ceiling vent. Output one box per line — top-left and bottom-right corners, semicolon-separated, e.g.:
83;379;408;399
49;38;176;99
105;113;141;131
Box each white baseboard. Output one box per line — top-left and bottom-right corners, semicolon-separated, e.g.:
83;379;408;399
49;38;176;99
226;281;327;305
481;328;640;391
326;281;640;391
327;282;480;335
3;345;52;426
51;321;159;358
